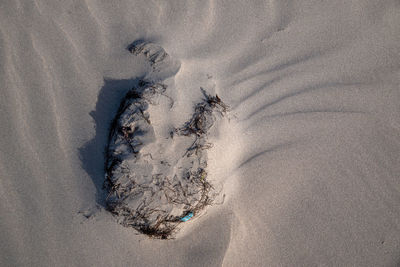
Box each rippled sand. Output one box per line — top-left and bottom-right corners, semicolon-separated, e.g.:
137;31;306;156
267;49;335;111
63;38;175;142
1;1;400;266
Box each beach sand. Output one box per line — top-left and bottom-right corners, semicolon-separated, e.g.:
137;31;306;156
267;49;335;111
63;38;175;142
1;1;400;266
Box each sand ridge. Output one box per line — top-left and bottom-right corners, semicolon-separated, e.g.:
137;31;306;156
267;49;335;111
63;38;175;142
1;0;400;266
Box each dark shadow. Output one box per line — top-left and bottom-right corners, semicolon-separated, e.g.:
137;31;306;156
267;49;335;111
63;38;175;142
79;77;142;207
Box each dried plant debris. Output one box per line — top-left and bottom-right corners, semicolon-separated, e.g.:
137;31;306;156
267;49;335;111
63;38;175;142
104;42;228;239
105;84;227;239
128;41;171;71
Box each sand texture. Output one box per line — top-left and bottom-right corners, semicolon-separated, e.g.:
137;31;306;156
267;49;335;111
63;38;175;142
1;1;400;266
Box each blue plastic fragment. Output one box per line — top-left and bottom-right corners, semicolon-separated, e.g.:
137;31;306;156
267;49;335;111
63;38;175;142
180;212;193;222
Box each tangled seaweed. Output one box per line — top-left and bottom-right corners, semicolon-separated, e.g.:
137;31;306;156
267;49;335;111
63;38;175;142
103;40;228;239
104;81;227;239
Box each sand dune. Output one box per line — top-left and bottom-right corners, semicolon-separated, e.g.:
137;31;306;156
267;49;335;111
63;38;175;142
1;1;400;266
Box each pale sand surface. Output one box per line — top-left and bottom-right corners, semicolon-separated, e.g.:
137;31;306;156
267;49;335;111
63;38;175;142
1;1;400;266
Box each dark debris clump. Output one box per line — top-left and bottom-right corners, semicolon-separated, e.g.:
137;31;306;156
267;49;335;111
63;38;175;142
104;81;228;239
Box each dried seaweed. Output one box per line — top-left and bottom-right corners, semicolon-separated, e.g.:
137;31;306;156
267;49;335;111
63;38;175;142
104;41;228;239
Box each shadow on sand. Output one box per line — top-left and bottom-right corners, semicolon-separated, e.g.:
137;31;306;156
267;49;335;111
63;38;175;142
78;77;142;207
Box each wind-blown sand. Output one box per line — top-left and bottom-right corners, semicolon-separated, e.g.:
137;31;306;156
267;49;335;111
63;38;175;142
1;1;400;266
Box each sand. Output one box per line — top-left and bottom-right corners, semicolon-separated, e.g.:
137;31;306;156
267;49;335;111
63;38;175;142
1;0;400;266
